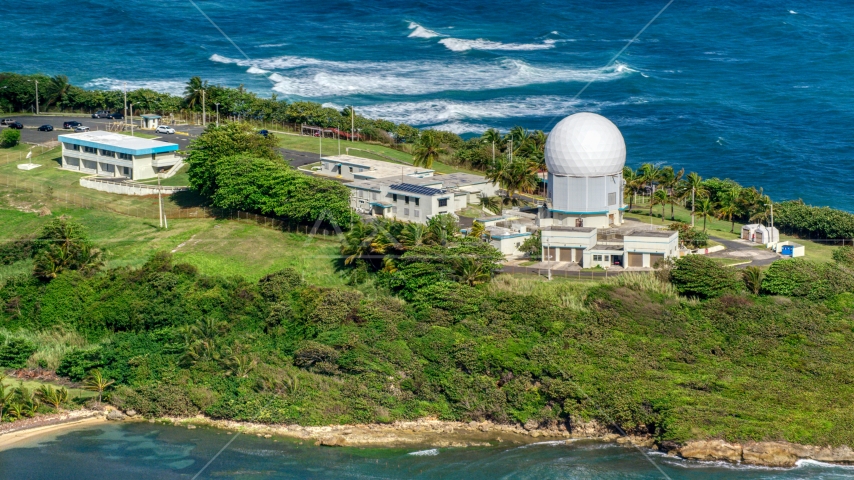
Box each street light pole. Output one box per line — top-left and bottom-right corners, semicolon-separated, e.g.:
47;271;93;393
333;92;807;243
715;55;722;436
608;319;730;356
350;106;355;142
201;89;206;126
215;102;220;127
123;82;127;129
27;80;39;115
130;103;134;136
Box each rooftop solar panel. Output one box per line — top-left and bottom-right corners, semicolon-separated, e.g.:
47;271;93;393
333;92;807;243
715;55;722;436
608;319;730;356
389;183;446;196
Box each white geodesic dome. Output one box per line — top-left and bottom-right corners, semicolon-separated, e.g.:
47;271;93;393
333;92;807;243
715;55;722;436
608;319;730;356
545;112;626;176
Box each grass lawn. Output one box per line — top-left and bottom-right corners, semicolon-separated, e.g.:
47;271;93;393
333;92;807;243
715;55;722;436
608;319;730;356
0;201;345;286
136;164;190;187
275;133;479;175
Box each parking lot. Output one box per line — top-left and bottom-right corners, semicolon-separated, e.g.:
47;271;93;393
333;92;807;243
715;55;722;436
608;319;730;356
2;115;325;168
0;115;205;147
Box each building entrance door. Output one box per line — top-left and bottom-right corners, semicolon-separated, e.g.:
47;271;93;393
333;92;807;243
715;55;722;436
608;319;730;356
575;218;583;227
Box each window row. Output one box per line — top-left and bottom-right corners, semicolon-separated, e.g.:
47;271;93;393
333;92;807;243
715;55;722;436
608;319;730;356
391;207;420;218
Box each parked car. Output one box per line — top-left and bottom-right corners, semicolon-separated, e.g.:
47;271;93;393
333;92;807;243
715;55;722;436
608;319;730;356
8;122;23;129
106;112;123;119
155;125;175;134
92;110;111;118
258;129;269;137
74;125;90;132
0;119;15;126
63;121;82;129
37;124;54;132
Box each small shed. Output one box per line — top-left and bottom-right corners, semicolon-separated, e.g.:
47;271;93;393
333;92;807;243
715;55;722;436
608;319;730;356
741;224;760;241
141;114;162;129
775;241;805;257
755;226;779;244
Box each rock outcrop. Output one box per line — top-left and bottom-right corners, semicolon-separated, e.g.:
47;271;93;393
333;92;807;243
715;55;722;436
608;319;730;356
678;439;743;463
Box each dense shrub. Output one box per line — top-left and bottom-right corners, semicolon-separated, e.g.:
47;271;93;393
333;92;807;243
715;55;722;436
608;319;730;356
0;336;37;368
762;258;854;299
774;201;854;239
118;383;198;417
1;128;20;147
258;268;303;302
56;348;103;381
670;255;742;298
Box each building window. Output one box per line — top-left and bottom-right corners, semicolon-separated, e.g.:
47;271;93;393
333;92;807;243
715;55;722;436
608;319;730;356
438;198;448;207
593;255;602;261
83;146;97;154
68;143;80;151
414;210;420;218
414;197;419;206
118;153;132;160
604;255;610;262
349;167;353;173
392;194;398;202
358;190;364;198
608;192;617;205
392;207;397;214
404;196;410;204
404;208;409;216
372;192;377;201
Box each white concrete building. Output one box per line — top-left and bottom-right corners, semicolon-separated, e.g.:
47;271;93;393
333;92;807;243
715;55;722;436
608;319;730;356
537;113;679;268
318;155;434;181
58;131;180;180
347;173;498;224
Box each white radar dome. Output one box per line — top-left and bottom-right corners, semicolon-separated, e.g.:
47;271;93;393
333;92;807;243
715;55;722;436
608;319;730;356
545;112;626;176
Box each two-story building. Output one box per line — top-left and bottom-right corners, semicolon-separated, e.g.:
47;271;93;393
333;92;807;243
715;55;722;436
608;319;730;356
58;131;180;180
346;173;499;224
318;155;434;181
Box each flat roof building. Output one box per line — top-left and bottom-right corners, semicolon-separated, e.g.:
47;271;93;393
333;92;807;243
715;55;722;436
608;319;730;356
318;155;434;181
58;131;180;180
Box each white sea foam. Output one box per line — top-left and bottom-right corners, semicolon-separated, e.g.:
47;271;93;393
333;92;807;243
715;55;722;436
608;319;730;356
795;459;854;469
407;22;443;39
83;78;187;96
209;54;634;97
429;122;495;135
439;37;555;52
246;66;269;75
789;10;797;14
407;448;439;456
258;43;288;48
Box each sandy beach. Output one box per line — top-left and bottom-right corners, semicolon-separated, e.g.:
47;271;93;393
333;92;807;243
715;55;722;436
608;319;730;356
0;411;107;451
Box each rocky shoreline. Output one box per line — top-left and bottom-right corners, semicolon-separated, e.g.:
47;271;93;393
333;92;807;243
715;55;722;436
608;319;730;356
114;412;854;468
3;409;853;468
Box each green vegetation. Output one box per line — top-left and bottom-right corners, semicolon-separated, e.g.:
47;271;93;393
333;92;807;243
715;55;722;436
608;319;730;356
187;123;353;227
1;129;20;148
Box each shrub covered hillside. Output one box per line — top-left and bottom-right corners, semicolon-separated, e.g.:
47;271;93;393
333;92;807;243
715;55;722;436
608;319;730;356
2;244;854;446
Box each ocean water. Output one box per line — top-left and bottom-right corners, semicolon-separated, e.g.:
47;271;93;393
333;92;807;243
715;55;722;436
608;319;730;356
1;423;854;479
2;1;853;210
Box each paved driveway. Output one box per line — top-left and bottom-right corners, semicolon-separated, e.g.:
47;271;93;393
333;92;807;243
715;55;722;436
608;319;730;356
708;235;780;266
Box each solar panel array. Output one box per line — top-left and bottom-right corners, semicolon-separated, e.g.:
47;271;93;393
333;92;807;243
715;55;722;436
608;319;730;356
389;183;445;196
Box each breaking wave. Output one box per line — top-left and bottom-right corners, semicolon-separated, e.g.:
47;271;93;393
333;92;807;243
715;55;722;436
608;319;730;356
209;54;634;97
407;22;443;39
83;78;187;96
439;37;554;52
407;448;439;456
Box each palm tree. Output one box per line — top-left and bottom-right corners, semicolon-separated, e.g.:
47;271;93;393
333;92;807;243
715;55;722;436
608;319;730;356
341;221;378;266
696;198;714;232
451;257;492;286
658;166;684;220
743;266;764;295
481;128;505;159
399;223;429;248
639;163;660;214
652;189;669;220
622;166;643;210
184;76;208;110
36;385;68;411
46;75;71;110
686;172;707;227
479;195;503;215
716;186;743;233
427;214;459;246
0;376;13;421
413;131;446;169
83;369;115;405
468;221;486;239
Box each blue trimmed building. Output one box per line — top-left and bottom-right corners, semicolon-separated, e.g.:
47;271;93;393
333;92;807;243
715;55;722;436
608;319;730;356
58;131;180;180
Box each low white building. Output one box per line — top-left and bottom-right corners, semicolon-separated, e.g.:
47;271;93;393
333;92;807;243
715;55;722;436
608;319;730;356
540;227;678;268
774;241;805;257
347;173;498;224
318;155;434;181
58;131;180;180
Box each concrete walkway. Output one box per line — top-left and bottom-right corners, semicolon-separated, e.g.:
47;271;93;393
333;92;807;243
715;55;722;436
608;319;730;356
707;235;780;267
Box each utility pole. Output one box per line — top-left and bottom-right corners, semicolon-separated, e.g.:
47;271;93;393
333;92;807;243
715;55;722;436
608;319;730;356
215;103;220;127
691;186;695;228
33;80;39;115
350;106;355;143
123;82;127;128
319;129;322;160
201;89;206;126
130;103;134;136
337;123;341;155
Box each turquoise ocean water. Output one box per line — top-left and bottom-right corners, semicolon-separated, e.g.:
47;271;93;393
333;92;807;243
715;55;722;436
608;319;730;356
1;1;853;210
1;423;853;479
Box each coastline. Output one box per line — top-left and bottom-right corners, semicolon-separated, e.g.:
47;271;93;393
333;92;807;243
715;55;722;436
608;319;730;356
2;411;854;469
0;410;107;451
